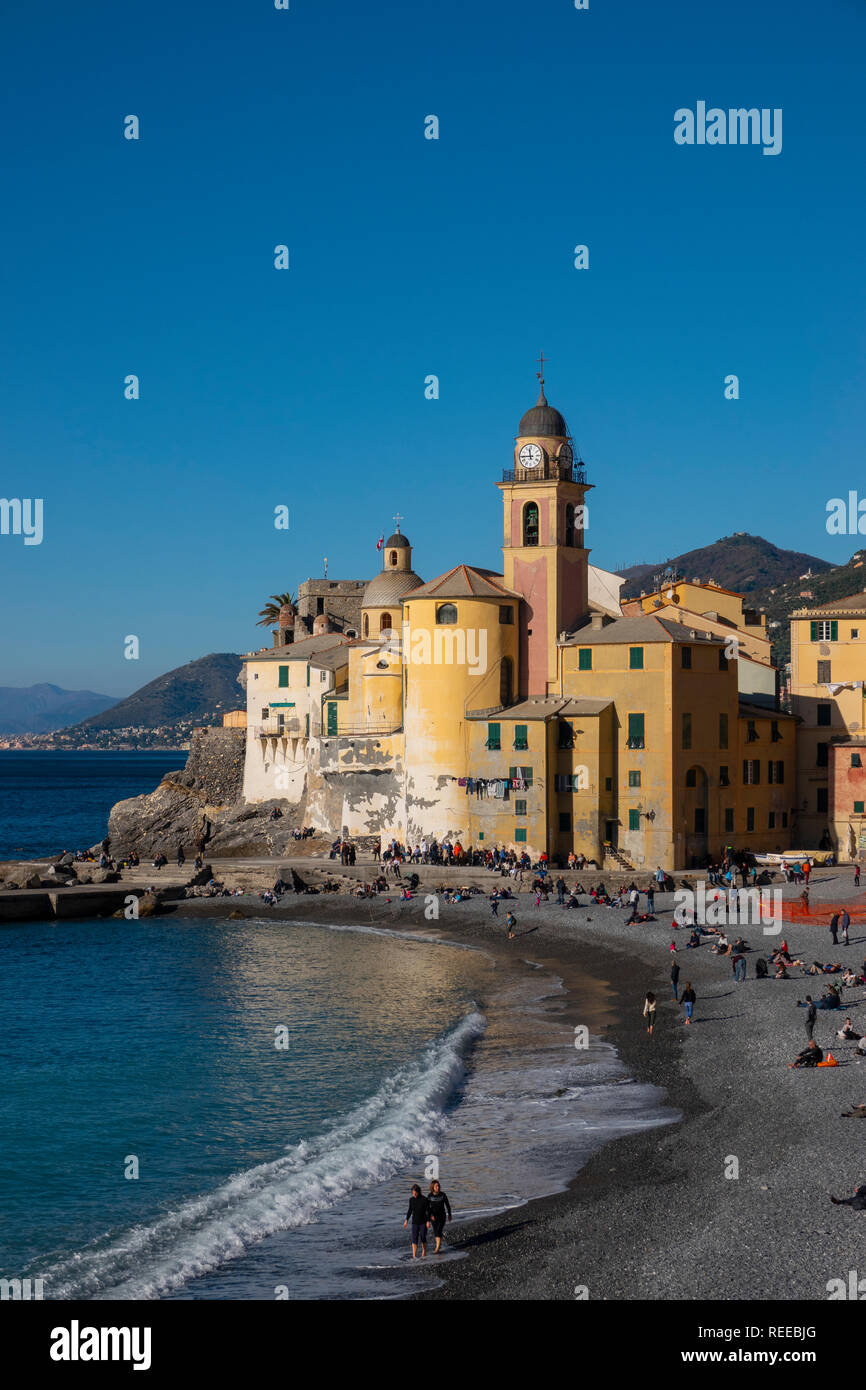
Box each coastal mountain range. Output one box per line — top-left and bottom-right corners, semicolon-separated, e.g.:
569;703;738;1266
617;533;833;598
617;533;865;665
0;683;118;734
70;653;244;732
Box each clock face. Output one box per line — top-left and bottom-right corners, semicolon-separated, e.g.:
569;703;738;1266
558;442;573;466
518;443;543;468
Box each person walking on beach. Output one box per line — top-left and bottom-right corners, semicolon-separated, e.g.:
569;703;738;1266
490;895;499;917
804;995;817;1041
556;875;566;906
732;950;747;983
681;982;696;1025
830;913;840;946
427;1180;452;1254
855;863;862;888
841;910;851;945
655;865;665;891
177;845;185;868
671;958;680;1000
643;991;657;1037
403;1184;431;1258
646;886;655;915
506;912;517;940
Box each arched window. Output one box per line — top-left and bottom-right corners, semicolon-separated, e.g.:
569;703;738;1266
500;657;514;707
379;612;392;633
389;550;397;566
523;502;539;547
363;614;369;637
564;503;575;546
436;603;458;625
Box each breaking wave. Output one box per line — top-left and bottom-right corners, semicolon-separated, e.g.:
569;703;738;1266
38;1010;486;1300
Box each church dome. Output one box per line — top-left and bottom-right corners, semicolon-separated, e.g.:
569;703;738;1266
385;532;410;549
518;386;568;438
363;568;424;607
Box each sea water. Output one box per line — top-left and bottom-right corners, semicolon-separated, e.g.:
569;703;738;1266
0;914;677;1300
0;751;187;860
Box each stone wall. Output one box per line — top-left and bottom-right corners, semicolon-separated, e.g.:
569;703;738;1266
182;725;246;805
297;578;366;634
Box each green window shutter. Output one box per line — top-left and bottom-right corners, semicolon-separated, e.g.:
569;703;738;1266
627;713;645;746
629;647;644;670
514;724;528;749
306;665;311;686
578;648;592;670
487;722;501;749
628;809;640;831
327;702;338;736
810;621;818;641
855;802;865;814
305;713;310;737
515;799;527;816
278;666;289;687
515;827;527;843
508;765;516;781
831;620;838;641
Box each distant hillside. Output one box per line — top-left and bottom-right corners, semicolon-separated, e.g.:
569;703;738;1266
0;683;118;734
752;549;866;667
70;653;244;732
616;534;866;669
618;534;832;599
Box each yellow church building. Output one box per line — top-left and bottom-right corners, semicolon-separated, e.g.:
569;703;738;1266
241;379;796;870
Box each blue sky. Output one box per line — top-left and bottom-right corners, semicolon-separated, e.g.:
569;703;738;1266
1;0;865;694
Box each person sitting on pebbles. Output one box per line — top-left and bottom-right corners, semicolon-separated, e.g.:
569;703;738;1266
837;1017;862;1041
788;1040;824;1069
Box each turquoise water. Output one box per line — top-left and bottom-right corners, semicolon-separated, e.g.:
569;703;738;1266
0;754;677;1300
0;751;186;860
0;915;494;1299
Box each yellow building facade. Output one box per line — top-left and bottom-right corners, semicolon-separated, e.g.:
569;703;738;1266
241;379;798;868
790;593;866;856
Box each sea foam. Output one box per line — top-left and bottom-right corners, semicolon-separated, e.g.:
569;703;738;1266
38;1010;485;1300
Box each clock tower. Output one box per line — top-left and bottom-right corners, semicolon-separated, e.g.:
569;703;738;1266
497;372;593;696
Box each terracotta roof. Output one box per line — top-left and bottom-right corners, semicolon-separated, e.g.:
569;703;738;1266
408;564;521;600
242;633;354;662
467;696;611;721
738;700;796;720
794;592;866;615
562;614;724;646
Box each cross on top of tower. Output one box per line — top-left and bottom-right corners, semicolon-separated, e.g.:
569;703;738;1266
392;512;404;533
534;351;550;405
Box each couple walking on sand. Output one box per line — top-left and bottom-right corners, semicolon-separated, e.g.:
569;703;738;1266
643;982;696;1036
403;1180;453;1258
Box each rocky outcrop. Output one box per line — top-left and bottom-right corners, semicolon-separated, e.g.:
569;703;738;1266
103;724;309;858
107;777;304;858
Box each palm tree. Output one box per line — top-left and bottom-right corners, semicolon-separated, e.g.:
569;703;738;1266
256;592;297;628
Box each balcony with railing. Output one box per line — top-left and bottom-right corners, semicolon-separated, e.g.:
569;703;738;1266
501;461;588;485
254;718;303;738
312;720;403;739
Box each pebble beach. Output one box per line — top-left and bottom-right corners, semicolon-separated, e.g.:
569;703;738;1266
177;865;866;1301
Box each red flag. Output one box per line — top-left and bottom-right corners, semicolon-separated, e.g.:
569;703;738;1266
376;533;384;550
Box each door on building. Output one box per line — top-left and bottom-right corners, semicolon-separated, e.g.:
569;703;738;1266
683;765;709;867
327;703;338;736
604;819;617;847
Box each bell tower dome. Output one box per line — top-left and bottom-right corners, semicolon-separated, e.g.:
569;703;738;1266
497;362;594;695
